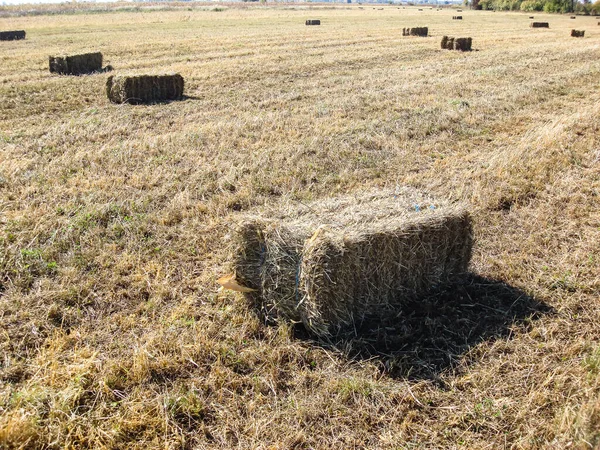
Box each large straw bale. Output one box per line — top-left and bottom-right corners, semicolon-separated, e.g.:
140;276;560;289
49;52;103;75
453;16;463;19
0;30;26;41
305;20;321;25
571;29;585;37
403;27;428;37
230;189;473;337
441;36;471;51
530;22;549;28
106;73;184;104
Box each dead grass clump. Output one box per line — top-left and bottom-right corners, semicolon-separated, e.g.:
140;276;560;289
402;27;428;37
48;52;102;75
106;73;184;104
0;30;25;41
571;29;585;37
441;36;472;51
530;22;550;28
305;20;321;25
453;16;463;20
229;189;473;337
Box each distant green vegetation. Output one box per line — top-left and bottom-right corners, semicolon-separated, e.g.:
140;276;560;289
476;0;600;13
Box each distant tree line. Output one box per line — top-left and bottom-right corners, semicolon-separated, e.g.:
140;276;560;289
471;0;600;13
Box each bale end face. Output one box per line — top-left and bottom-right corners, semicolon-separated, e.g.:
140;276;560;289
106;73;184;104
0;30;26;41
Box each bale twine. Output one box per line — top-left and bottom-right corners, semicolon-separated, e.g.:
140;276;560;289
571;29;585;37
453;16;463;19
305;19;321;25
228;189;474;337
49;52;103;75
403;27;428;37
0;30;26;41
106;73;184;104
530;22;549;28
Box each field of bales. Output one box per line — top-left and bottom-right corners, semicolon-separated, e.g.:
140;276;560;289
1;3;600;448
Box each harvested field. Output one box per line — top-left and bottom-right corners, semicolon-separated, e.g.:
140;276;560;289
1;4;599;449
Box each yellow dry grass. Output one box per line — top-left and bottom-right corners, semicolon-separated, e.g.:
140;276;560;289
1;3;599;448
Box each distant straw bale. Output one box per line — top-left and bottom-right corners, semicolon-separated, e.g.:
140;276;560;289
529;16;534;19
571;29;585;37
228;189;473;337
403;27;428;37
0;30;25;41
570;16;576;19
530;22;549;28
305;20;321;25
441;35;471;51
49;52;102;75
453;16;463;19
106;73;184;104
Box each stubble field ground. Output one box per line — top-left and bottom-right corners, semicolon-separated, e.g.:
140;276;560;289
0;3;599;448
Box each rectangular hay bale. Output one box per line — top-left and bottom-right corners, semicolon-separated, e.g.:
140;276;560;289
403;27;428;37
530;22;549;28
441;35;472;51
0;30;26;41
453;16;463;19
305;20;321;25
230;189;473;337
571;29;585;37
106;73;184;104
49;52;103;75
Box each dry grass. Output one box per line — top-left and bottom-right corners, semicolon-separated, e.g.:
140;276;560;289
0;3;599;448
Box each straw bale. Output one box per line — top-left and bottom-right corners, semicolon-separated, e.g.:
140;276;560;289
305;20;321;25
453;37;472;51
230;189;473;337
453;16;463;19
49;52;103;75
0;30;26;41
403;27;428;37
106;73;184;104
530;22;549;28
570;16;576;19
571;29;585;37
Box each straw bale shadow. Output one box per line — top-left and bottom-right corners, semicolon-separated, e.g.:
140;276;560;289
294;274;552;381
